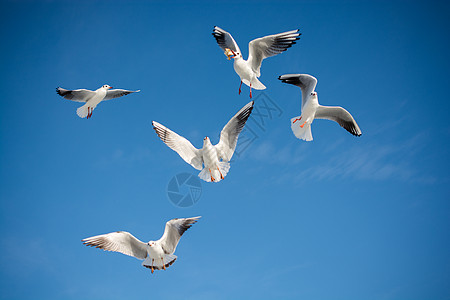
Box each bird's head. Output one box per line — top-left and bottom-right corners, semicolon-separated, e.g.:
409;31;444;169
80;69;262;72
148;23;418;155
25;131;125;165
148;241;156;247
311;91;318;98
102;84;113;90
224;48;240;60
203;136;210;146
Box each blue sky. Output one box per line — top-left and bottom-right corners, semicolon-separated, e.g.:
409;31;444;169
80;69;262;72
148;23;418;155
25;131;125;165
1;0;449;299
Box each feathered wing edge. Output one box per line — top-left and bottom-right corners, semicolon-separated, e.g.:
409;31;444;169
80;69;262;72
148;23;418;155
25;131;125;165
159;216;201;255
152;121;204;170
216;101;255;162
315;105;362;137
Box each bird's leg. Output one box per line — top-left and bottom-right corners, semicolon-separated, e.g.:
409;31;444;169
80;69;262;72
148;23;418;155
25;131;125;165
249;83;252;99
87;107;90;119
239;81;242;95
151;259;154;274
292;117;302;124
209;168;215;182
299;121;307;128
217;167;224;180
162;257;166;270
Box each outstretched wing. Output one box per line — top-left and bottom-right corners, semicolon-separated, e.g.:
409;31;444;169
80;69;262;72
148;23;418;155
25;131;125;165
56;87;96;102
103;89;140;101
82;231;148;260
152;121;203;170
315;105;362;137
158;217;201;254
212;26;241;54
248;30;300;77
278;74;317;109
216;101;254;162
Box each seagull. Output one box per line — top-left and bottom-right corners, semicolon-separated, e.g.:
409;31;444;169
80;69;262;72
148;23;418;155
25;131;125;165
82;216;200;274
56;85;140;119
279;74;362;141
152;101;254;182
212;26;300;98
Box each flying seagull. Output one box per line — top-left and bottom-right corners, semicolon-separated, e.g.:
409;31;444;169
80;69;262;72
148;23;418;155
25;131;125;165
152;101;254;182
279;74;362;141
82;216;200;274
212;26;300;98
56;85;140;119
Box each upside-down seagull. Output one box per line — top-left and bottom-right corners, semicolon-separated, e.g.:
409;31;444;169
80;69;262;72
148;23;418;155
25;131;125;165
212;26;301;98
152;101;254;182
279;74;362;141
56;85;140;119
82;216;200;274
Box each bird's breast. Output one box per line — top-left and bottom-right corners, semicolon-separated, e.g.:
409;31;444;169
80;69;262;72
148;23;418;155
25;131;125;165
233;59;252;79
202;145;218;167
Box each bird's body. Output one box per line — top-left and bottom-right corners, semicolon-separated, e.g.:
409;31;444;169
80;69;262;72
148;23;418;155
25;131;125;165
56;84;140;119
152;101;254;182
82;217;200;274
279;74;362;141
213;26;300;98
232;56;266;93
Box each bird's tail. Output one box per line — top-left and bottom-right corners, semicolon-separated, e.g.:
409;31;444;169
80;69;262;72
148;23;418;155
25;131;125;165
242;78;266;90
291;116;313;141
76;104;94;119
198;161;230;183
142;254;177;272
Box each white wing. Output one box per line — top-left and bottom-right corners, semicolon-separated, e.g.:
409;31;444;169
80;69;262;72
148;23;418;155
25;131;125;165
158;217;201;255
279;74;317;109
248;30;300;77
103;89;140;101
152;121;203;170
216;101;254;162
212;26;241;55
56;87;96;102
82;231;148;260
315;105;362;136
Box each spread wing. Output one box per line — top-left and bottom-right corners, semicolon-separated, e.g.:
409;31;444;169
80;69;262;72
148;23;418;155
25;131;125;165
248;30;300;77
212;26;241;54
278;74;317;109
152;121;203;170
82;231;148;260
216;101;254;162
103;89;140;101
158;217;201;254
315;105;362;136
56;87;96;102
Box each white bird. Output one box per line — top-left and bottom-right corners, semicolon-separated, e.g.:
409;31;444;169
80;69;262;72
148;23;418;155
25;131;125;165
212;26;300;98
82;216;200;274
279;74;362;141
56;85;140;119
152;101;254;182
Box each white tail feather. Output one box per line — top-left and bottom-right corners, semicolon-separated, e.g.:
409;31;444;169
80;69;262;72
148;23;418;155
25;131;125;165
142;254;177;271
76;104;93;118
242;78;266;90
291;116;313;141
198;161;230;183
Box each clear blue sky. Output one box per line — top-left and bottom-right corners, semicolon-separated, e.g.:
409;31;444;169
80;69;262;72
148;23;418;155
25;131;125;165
1;0;449;299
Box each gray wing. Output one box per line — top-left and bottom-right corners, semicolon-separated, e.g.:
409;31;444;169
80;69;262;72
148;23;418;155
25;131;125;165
56;87;96;102
315;105;362;136
248;30;300;77
82;231;148;260
152;121;203;170
103;89;140;101
212;26;241;54
158;217;201;254
278;74;317;109
216;101;254;162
